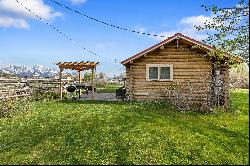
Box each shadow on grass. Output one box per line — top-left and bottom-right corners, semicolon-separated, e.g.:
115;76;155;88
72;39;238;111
58;99;129;106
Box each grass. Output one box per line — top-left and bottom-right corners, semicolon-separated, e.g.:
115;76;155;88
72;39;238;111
0;89;249;165
96;83;122;93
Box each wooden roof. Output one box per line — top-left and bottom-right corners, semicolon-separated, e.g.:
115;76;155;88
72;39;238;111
121;33;242;65
56;61;99;71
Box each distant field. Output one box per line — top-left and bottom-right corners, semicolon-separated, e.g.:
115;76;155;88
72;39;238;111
0;89;249;165
96;83;122;93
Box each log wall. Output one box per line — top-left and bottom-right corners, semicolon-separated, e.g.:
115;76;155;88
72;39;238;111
125;42;214;104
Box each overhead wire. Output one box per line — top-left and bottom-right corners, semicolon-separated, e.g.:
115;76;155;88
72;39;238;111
15;0;136;69
49;0;166;38
15;0;100;59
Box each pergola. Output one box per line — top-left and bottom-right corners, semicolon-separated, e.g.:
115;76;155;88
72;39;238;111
56;61;99;100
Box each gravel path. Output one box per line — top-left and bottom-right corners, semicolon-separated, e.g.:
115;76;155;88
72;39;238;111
79;93;120;101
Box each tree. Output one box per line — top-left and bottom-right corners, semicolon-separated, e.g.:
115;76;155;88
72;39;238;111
0;71;16;78
96;72;108;85
196;0;249;64
116;73;125;82
83;72;91;82
229;63;249;89
98;72;106;80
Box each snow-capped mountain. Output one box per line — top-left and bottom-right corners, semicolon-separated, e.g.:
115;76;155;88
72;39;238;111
0;65;59;78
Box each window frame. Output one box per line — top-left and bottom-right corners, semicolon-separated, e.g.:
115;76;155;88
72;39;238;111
146;64;173;81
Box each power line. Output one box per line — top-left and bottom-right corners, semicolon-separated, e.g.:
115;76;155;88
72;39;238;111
49;0;166;38
15;0;142;69
15;0;99;58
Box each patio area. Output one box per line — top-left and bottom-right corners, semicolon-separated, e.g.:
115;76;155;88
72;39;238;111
79;92;120;101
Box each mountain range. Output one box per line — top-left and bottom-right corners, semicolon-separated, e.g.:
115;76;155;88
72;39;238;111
0;65;59;78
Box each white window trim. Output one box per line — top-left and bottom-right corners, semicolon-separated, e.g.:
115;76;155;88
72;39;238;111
146;64;173;81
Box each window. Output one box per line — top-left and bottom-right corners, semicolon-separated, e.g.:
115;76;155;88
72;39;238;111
146;64;173;81
149;67;158;80
160;67;170;79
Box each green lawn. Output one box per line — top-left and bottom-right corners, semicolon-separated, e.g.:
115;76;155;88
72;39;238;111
0;89;249;165
96;83;122;93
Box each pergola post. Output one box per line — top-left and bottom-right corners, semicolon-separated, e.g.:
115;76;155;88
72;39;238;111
59;68;63;99
91;68;95;100
78;70;82;99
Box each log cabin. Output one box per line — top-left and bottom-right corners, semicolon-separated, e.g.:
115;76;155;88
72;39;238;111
121;33;241;108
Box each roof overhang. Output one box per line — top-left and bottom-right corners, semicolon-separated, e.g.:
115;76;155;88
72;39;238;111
121;33;216;66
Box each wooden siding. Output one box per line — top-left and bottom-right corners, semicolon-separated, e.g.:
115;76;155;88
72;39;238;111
125;42;213;104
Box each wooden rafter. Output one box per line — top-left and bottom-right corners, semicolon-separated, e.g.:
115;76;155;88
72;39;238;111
56;61;99;71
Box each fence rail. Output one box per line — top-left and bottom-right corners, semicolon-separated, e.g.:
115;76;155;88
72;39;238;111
0;78;72;99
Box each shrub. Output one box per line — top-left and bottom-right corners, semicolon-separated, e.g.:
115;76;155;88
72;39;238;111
0;97;33;118
31;87;67;101
162;80;211;113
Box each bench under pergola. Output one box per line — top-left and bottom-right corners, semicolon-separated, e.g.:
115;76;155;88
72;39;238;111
56;61;99;100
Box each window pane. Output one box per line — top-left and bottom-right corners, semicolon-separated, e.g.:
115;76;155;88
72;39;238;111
149;67;158;80
160;67;170;79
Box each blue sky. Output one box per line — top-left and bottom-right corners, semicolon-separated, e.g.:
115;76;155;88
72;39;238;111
0;0;239;76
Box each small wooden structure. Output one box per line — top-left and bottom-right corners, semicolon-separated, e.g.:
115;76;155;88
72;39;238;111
121;33;242;108
56;61;99;100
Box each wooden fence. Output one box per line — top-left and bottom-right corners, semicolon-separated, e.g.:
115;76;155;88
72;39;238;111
0;78;71;99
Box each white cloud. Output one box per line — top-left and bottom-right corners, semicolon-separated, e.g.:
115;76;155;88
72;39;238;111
133;25;147;37
0;0;62;20
180;15;212;27
153;15;213;41
96;42;117;49
134;25;146;34
162;23;168;27
0;16;29;29
70;0;87;5
0;0;62;29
